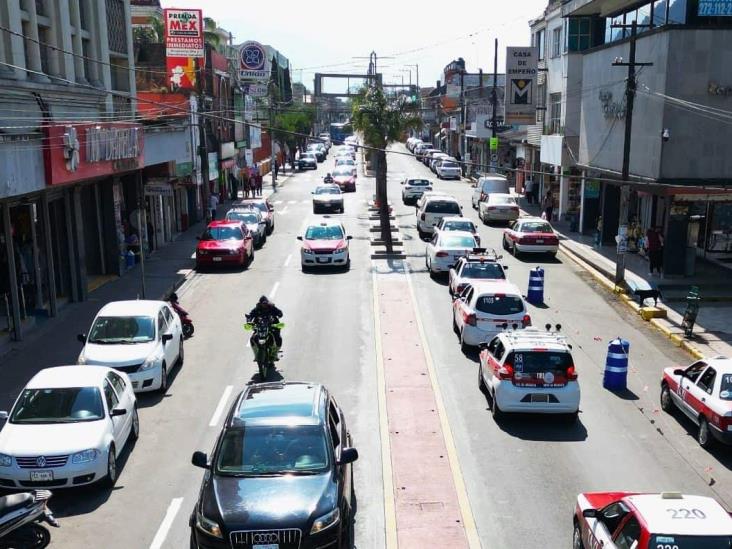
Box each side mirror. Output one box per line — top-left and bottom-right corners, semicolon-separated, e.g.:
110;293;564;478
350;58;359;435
339;447;359;465
110;408;127;417
503;265;509;270
162;333;174;343
582;509;598;518
0;411;8;421
674;368;685;376
77;333;87;344
346;235;353;240
478;342;488;351
297;236;303;241
311;191;315;194
191;451;209;469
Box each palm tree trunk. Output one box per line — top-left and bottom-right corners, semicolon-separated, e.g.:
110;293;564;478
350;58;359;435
375;149;392;253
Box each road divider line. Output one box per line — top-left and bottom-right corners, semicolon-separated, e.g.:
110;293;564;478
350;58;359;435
371;269;398;549
288;200;297;204
209;385;234;427
269;281;280;299
280;206;289;215
284;254;292;267
404;264;482;549
149;497;183;549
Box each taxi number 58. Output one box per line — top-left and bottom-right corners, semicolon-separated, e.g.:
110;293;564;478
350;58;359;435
666;507;706;519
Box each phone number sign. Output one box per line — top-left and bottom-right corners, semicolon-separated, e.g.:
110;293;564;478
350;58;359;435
699;0;732;15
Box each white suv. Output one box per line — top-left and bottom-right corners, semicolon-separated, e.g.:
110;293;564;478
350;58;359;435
401;178;433;205
478;327;580;421
416;196;463;239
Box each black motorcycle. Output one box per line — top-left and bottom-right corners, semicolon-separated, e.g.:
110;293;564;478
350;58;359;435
0;490;58;549
244;316;284;380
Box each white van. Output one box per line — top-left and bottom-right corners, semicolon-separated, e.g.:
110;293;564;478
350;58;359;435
417;196;463;239
471;175;510;209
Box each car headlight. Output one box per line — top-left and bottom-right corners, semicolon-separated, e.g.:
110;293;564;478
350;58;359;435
77;353;87;365
196;509;223;539
140;355;162;371
0;453;12;467
71;449;99;464
302;248;314;255
311;507;340;534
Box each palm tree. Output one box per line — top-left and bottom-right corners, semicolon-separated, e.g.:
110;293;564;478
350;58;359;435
352;86;421;252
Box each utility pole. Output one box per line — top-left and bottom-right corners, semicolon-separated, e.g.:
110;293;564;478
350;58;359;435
136;172;147;299
196;56;211;222
613;21;652;284
490;38;499;174
459;69;465;163
269;80;277;188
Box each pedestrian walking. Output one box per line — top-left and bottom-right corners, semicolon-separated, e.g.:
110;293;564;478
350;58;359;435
209;192;219;220
524;179;534;205
595;216;603;247
274;161;279;179
542;190;554;221
255;172;263;196
646;226;664;276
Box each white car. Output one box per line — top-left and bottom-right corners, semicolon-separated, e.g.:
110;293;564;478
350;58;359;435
0;366;138;489
417;195;463;239
312;184;344;214
503;217;560;257
452;281;530;350
434;217;481;246
78;300;184;394
448;251;507;296
401;178;433;205
436;159;462;180
335;157;355;169
426;231;477;277
225;207;267;248
298;220;352;271
478;328;580;420
479;193;520;224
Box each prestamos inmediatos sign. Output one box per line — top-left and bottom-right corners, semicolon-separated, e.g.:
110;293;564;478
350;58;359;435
504;47;538;126
164;9;204;58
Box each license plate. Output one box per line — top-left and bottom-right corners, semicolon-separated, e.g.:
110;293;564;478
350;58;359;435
316;257;331;263
30;470;53;482
213;257;223;262
253;545;278;549
536;239;544;244
530;394;550;403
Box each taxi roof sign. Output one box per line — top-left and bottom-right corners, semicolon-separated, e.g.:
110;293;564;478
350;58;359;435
629;494;732;537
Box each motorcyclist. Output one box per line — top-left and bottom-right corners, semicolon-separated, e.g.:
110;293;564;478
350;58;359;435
246;296;283;351
168;292;187;316
323;172;334;184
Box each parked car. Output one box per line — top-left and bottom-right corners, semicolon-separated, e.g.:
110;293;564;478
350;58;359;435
307;144;325;162
225;208;267;248
312;185;345;214
425;231;478;278
0;366;138;489
195;220;255;269
416;195;463;239
502;217;559;258
298;220;352;271
297;152;318;170
429;153;450;173
189;382;358;549
471;175;510;209
436;159;462;180
479;193;520;224
77;300;184;394
401;178;433;205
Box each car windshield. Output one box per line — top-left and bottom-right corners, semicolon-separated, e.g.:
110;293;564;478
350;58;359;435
491;195;516;205
720;374;732;400
88;315;155;343
475;294;524;315
462;263;505;279
442;162;459;168
443;221;475;232
336;159;354;165
520;222;553;233
426;201;461;214
506;351;573;373
11;387;104;424
226;212;259;224
441;235;476;248
315;187;340;195
303;153;316;158
216;425;329;475
649;535;732;549
407;179;430;186
305;226;344;240
334;168;353;176
243;202;268;213
201;226;243;241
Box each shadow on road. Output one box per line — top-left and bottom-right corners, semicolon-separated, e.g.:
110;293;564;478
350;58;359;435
494;413;589;442
662;408;732;472
136;360;184;408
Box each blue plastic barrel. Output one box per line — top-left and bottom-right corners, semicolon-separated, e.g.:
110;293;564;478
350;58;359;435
527;267;544;304
603;338;629;391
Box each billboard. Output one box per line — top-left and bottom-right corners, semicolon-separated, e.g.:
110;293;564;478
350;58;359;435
164;8;204;90
239;41;271;82
504;47;538;125
699;0;732;15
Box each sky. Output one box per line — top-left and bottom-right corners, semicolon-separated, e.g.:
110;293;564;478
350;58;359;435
161;0;548;90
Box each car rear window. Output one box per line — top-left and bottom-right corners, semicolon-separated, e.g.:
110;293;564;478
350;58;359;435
507;351;573;373
475;294;524;315
443;221;475;232
441;235;476;248
490;195;516;205
426;201;461;214
408;179;430;186
442;162;459;168
520;222;553;233
462;263;505;279
226;212;259;224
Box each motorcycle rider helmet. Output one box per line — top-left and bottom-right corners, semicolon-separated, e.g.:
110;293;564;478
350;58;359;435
326;172;332;177
258;295;270;305
169;292;178;302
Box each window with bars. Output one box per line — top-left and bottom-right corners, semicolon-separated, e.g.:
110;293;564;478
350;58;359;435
549;93;562;134
567;18;593;52
534;29;545;61
35;0;46;16
106;0;128;54
551;28;562;58
536;82;546;124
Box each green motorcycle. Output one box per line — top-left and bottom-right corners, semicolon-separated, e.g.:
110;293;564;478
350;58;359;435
244;317;285;380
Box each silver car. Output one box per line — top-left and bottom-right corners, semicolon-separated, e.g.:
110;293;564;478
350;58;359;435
401;178;433;205
312;185;344;214
225;208;267;248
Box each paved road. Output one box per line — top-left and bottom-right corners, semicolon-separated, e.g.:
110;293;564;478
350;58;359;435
2;143;731;549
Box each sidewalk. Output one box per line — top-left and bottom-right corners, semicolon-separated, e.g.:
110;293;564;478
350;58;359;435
520;201;732;360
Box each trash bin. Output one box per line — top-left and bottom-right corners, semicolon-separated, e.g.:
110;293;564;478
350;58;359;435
527;267;544;305
603;338;629;391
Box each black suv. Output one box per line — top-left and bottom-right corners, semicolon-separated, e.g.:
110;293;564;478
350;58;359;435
190;382;358;548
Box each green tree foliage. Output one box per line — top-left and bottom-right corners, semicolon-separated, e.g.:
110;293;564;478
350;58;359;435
272;106;316;160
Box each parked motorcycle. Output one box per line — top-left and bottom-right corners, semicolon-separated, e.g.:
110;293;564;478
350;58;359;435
0;490;58;549
244;316;284;380
169;293;194;339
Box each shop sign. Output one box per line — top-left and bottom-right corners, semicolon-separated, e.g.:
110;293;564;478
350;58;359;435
245;149;254;166
708;81;732;96
220;142;236;159
145;181;174;196
490;137;499;151
164;8;204;91
505;46;538;125
236;140;248;149
449;117;457;131
175;161;193;177
239;41;271;82
584;180;600;199
243;82;268;97
699;0;732;15
250;126;262;149
208;152;219;180
43;123;144;186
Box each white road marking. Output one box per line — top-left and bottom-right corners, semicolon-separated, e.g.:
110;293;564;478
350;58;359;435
284;254;292;267
274;200;284;205
288;200;297;204
269;281;280;299
209;385;234;427
280;206;289;215
149;497;184;549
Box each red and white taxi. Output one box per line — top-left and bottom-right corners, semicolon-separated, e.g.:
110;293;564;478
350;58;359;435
333;166;357;192
502;217;559;258
195;220;253;270
661;356;732;448
297;220;352;271
574;491;732;549
448;249;507;296
478;326;580;420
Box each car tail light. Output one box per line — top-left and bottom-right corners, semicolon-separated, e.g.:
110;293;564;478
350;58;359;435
518;236;531;244
498;362;514;380
547;236;559;245
421;213;426;221
522;314;532;328
567;366;578;381
486;206;497;210
481;192;487;201
436;251;449;258
464;312;476;326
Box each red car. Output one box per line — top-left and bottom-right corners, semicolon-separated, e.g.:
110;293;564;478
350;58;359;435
574;491;732;549
195;220;253;270
333;167;357;192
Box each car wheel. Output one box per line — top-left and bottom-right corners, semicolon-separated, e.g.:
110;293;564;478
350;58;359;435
564;411;579;424
130;406;140;441
512;242;521;258
313;206;319;214
660;383;674;412
698;416;714;449
490;391;502;420
418;230;426;240
178;337;184;367
247;248;254;268
103;445;117;488
301;264;309;273
502;236;510;251
344;258;351;272
452;313;459;335
478;363;487;394
460;330;471;353
190;530;198;549
158;363;168;394
573;522;584;549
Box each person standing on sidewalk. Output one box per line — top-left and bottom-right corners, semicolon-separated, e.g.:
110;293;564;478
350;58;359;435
209;192;219;221
524;179;534;205
542;190;554;221
646;226;664;276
